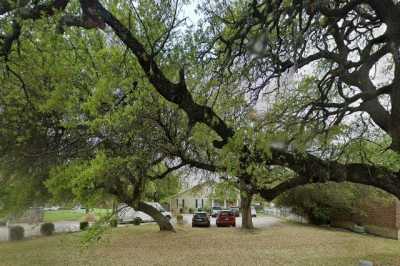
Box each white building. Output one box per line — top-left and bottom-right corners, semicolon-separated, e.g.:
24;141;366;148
169;181;240;213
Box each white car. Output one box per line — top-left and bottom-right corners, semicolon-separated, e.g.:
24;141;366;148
117;202;171;224
211;206;222;217
43;206;61;211
251;206;257;217
148;202;172;220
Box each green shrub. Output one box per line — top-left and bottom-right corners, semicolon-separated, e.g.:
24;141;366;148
9;226;24;241
40;223;55;236
275;183;395;225
110;218;118;228
188;208;194;214
80;221;89;231
275;183;358;225
310;207;331;225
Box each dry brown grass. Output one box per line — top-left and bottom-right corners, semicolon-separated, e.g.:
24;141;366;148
0;222;399;266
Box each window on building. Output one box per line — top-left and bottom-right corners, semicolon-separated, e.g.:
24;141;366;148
176;199;179;208
195;199;198;209
182;199;185;208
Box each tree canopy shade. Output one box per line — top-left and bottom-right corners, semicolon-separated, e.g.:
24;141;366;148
2;0;400;231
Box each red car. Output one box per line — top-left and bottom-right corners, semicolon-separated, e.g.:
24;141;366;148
216;210;236;227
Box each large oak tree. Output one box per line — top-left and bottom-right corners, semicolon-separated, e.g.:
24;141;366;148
2;0;400;230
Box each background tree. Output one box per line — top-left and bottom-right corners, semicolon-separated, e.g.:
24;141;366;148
211;180;238;207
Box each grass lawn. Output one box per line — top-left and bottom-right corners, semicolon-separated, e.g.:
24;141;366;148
43;209;112;223
0;222;399;266
43;210;84;223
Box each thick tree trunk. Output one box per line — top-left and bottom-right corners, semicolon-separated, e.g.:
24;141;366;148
137;202;175;232
240;180;254;230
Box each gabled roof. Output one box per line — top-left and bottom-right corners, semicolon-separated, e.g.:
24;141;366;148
171;180;216;198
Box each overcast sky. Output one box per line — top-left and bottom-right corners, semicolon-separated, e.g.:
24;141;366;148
185;1;200;25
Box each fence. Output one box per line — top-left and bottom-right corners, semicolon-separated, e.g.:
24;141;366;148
264;207;307;223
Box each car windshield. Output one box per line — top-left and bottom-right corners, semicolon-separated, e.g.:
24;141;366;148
219;211;232;216
212;207;222;210
194;213;207;217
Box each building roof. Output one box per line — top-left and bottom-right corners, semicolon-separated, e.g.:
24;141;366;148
171;180;216;198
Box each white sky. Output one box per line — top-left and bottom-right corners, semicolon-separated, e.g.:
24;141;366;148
184;1;200;25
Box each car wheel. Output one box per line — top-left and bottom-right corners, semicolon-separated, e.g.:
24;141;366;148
232;223;236;227
133;217;142;225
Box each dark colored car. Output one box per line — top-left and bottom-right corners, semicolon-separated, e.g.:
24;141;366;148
229;206;240;217
192;212;211;227
216;210;236;227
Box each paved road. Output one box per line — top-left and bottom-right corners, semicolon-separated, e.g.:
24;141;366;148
0;227;8;241
0;221;80;241
0;215;281;241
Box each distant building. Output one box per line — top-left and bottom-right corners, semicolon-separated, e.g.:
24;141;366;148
169;181;240;213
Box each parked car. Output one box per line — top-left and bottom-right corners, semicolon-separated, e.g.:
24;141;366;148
229;206;240;217
251;206;257;217
117;202;172;224
211;206;222;217
216;210;236;227
192;212;210;227
148;202;172;220
43;206;61;211
73;205;87;213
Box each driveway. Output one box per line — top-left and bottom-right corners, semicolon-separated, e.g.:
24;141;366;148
181;214;281;228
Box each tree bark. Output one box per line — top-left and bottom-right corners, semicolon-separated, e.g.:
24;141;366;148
255;147;400;201
137;202;175;232
240;180;254;230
